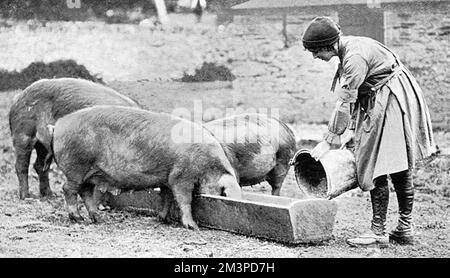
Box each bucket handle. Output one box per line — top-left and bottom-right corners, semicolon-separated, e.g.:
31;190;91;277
289;149;310;166
290;143;347;166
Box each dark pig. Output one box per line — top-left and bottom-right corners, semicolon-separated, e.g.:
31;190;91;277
8;78;140;199
51;106;242;229
204;113;296;195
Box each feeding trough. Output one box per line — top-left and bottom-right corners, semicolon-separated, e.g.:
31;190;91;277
109;189;338;244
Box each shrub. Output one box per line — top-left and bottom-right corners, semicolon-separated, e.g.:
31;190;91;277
0;59;103;91
181;62;236;82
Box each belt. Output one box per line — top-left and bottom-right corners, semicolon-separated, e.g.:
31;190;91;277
357;64;403;115
368;64;403;93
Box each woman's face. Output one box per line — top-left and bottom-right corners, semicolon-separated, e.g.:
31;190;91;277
311;49;335;62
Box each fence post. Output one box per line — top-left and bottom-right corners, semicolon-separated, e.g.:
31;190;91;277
153;0;169;25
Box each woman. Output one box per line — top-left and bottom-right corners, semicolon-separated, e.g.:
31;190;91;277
303;17;436;247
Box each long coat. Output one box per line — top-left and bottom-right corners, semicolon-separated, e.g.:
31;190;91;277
329;36;436;191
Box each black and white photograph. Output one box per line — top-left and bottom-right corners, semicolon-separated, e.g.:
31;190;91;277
0;0;448;263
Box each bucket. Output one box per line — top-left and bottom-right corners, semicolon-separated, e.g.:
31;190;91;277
290;149;359;199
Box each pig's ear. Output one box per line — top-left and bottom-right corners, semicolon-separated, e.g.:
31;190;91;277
219;175;242;199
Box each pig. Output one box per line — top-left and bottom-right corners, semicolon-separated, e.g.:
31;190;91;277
204;113;297;196
51;105;242;229
8;78;140;199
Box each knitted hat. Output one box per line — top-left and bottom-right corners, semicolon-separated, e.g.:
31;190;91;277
302;17;341;50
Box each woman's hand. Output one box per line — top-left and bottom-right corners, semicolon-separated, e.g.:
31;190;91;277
311;140;331;161
340;130;355;150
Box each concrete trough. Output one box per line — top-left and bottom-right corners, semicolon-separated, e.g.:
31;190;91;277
109;189;338;244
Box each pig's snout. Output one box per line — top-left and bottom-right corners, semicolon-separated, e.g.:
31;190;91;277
218;175;242;199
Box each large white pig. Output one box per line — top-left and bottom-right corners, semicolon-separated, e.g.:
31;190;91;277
51;106;242;229
8;78;140;199
204;113;297;195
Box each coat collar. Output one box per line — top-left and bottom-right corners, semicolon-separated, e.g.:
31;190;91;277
337;36;348;62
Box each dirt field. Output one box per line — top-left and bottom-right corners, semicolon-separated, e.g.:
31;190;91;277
0;11;449;258
0;85;449;258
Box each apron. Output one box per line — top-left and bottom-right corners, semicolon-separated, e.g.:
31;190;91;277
344;51;436;191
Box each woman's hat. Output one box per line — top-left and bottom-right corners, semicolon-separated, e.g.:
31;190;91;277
302;17;341;50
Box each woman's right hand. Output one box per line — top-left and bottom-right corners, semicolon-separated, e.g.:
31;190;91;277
340;130;355;150
311;140;331;161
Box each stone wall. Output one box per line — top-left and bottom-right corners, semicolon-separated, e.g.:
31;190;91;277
385;4;450;131
226;3;450;130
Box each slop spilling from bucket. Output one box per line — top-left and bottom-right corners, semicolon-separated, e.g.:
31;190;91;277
290;149;359;199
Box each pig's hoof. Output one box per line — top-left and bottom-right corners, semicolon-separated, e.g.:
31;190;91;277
157;212;169;223
271;189;281;196
19;192;28;200
40;190;54;199
89;213;103;224
19;191;36;200
98;204;111;211
69;214;84;223
183;221;199;230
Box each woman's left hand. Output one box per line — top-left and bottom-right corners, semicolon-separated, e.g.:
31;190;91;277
311;140;331;161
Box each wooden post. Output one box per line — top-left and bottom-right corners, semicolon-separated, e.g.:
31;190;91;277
282;12;288;48
153;0;169;25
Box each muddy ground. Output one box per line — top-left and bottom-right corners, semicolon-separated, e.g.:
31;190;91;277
0;12;449;258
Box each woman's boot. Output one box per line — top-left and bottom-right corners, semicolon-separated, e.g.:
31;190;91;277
347;176;389;247
389;170;415;245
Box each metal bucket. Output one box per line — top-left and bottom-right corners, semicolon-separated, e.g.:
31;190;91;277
290;149;359;199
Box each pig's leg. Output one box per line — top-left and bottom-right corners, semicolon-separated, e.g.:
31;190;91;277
63;180;84;222
12;134;34;199
266;163;289;196
33;141;53;197
94;189;112;211
89;177;112;211
80;184;101;224
158;186;174;222
170;181;198;230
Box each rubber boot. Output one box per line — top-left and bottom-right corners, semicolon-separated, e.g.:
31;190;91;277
389;170;415;245
347;176;389;247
